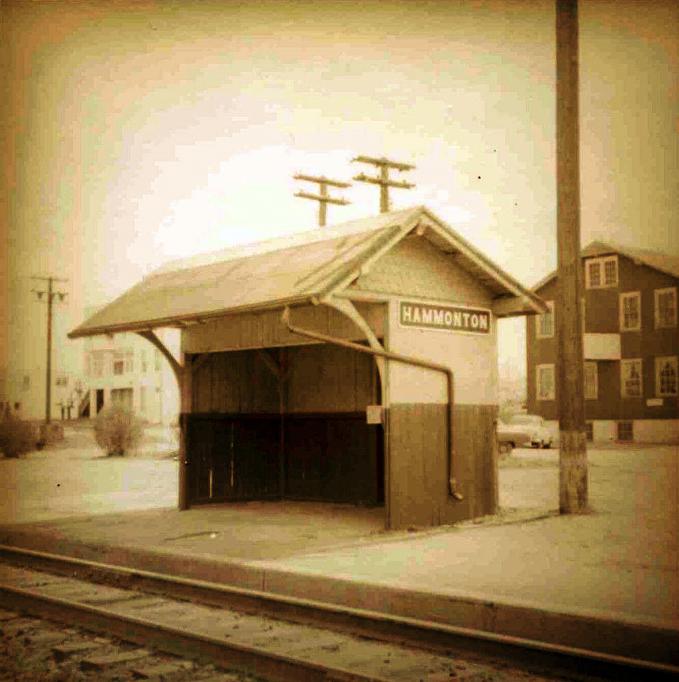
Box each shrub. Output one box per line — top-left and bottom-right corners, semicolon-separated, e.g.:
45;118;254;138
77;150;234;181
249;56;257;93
0;417;36;458
94;405;143;457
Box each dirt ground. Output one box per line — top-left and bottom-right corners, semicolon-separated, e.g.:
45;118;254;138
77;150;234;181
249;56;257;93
0;423;178;524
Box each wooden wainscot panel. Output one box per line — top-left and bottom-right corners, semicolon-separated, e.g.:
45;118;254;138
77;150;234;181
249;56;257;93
388;403;497;530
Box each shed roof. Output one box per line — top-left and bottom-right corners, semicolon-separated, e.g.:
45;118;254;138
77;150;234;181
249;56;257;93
70;205;546;339
531;240;679;292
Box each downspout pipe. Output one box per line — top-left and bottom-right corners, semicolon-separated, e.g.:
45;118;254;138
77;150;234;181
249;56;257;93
281;307;463;501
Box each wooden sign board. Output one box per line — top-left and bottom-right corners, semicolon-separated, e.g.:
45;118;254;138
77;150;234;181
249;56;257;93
399;301;491;335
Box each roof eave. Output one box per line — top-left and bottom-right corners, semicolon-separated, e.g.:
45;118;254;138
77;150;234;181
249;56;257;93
68;294;314;340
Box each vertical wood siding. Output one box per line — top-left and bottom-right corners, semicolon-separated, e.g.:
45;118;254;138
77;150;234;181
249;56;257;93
183;303;384;354
388;403;497;529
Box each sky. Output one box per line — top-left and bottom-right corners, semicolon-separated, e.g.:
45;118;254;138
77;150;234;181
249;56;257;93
3;0;678;402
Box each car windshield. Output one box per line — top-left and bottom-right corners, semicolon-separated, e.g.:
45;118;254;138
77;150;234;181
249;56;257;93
509;415;541;426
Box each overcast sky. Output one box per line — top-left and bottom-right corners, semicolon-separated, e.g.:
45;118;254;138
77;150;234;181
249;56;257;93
4;0;678;383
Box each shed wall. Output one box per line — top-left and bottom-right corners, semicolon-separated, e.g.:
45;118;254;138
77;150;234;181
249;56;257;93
183;303;384;354
381;286;498;529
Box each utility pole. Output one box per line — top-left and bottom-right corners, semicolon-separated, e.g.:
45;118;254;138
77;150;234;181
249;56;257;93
31;276;68;424
556;0;588;513
352;156;415;213
294;174;351;227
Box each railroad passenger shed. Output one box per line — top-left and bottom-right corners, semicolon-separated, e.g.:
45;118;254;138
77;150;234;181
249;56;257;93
70;206;545;529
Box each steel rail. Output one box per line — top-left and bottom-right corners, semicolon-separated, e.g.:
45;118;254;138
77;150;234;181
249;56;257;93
0;584;377;682
1;544;677;680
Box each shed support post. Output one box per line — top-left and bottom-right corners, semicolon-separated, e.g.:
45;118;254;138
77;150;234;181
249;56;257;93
136;331;190;511
177;356;192;510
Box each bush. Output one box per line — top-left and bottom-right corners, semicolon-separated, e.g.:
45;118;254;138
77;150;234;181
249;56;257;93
94;405;143;457
0;417;36;458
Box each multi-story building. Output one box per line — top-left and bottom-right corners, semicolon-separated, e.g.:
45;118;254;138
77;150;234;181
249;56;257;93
527;242;678;443
81;317;180;424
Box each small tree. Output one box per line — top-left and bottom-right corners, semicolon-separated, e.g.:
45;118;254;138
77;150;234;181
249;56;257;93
94;405;143;457
0;417;35;458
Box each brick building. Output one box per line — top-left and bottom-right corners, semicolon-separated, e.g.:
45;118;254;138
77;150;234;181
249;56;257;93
527;242;678;443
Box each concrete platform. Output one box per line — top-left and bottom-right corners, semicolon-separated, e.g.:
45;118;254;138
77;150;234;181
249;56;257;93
1;443;678;667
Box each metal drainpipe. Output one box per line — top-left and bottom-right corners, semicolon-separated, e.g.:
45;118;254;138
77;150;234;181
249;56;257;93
281;307;463;500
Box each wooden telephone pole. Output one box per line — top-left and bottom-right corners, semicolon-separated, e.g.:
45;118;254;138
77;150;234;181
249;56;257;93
556;0;588;513
294;174;351;227
352;156;415;213
31;276;68;424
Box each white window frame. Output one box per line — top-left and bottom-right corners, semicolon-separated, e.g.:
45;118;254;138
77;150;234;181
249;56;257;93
619;291;641;332
536;363;555;401
654;287;677;329
584;361;598;400
621;358;643;398
585;255;618;289
535;301;555;339
655;356;678;397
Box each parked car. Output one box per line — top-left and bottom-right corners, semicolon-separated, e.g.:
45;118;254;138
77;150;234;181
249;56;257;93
507;414;553;449
496;420;531;455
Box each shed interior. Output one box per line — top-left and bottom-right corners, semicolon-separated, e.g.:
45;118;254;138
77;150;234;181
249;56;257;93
186;343;384;507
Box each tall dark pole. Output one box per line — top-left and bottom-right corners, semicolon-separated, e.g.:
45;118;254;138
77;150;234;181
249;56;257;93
45;277;53;423
556;0;588;513
32;276;68;426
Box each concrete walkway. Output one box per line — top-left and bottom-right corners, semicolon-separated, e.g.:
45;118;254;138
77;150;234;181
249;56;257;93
1;441;678;665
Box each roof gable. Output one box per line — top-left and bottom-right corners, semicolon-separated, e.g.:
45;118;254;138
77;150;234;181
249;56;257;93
532;240;679;292
70;206;545;339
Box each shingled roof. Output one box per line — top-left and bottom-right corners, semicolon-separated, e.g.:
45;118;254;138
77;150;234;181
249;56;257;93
69;205;546;339
531;240;679;292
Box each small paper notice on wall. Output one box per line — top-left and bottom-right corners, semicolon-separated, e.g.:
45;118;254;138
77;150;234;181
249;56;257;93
646;398;663;407
366;405;383;424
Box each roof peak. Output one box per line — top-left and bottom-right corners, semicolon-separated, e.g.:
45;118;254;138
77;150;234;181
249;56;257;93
154;205;425;275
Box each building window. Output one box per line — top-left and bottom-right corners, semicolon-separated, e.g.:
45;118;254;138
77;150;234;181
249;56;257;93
93;354;104;378
621;359;643;398
617;421;633;442
584;361;598;400
113;352;125;376
154;349;162;372
536;364;555;401
536;301;555;338
654;287;677;329
619;292;641;331
585;422;593;441
22;375;30;391
124;351;134;373
585;255;618;289
655;356;678;397
141;350;148;373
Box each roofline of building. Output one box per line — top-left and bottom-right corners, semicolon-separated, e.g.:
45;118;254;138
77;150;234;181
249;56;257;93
68;294;314;339
416;207;547;314
531;241;679;292
70;205;547;339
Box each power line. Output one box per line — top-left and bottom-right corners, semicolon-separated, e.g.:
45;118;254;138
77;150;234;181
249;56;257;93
294;174;351;227
31;276;68;424
352;155;415;213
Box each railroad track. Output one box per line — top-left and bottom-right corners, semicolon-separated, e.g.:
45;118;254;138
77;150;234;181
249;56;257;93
0;544;676;681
